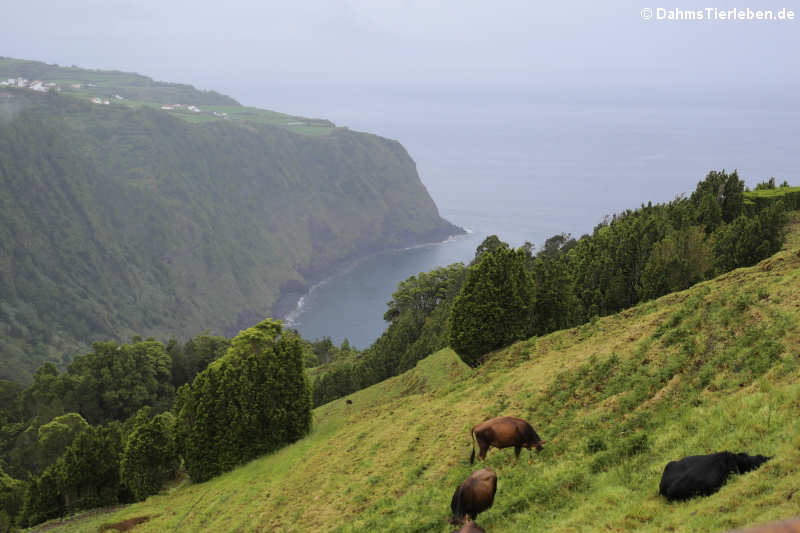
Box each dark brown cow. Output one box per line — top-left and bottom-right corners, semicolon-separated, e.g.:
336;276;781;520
451;519;487;533
450;468;497;524
728;518;800;533
470;416;544;464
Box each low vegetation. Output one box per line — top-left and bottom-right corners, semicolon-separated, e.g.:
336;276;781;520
20;214;800;532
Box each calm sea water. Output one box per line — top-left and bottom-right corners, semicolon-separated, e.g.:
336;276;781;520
249;90;800;348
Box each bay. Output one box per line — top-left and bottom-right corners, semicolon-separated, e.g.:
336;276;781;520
261;90;800;349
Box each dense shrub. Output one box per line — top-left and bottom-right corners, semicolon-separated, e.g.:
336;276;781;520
20;340;174;425
20;425;127;526
167;335;230;389
640;226;713;299
36;413;89;468
120;410;179;500
713;201;787;272
450;245;532;365
175;319;311;482
0;467;25;531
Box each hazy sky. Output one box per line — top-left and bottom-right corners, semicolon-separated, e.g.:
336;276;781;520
3;0;799;114
5;1;800;342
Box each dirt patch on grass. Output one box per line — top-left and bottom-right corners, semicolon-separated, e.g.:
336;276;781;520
98;515;151;532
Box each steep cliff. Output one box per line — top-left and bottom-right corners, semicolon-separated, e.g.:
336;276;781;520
0;80;460;383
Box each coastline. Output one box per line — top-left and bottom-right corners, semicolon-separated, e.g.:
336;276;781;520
274;229;472;332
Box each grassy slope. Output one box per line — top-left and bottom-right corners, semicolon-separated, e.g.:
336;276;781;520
38;216;800;533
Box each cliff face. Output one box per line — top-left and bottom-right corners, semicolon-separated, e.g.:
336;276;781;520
0;89;461;382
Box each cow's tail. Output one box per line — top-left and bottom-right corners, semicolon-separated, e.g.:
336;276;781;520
469;427;477;464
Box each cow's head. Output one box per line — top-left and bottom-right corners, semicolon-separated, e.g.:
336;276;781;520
735;453;771;473
526;440;545;452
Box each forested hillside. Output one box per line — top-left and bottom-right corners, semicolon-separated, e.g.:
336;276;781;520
310;172;799;406
27;213;800;533
0;63;460;383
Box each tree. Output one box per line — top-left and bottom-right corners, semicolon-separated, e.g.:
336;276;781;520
310;337;337;365
19;463;64;527
20;425;127;527
0;380;23;427
175;319;312;482
713;201;787;273
120;411;179;501
691;170;745;229
37;413;89;467
568;206;671;319
20;363;74;422
754;177;777;190
20;340;174;426
66;340;174;424
450;245;533;366
7;424;42;478
0;466;25;531
531;252;578;335
473;235;508;263
310;262;467;407
640;226;713;300
695;192;723;233
168;335;230;389
58;425;127;513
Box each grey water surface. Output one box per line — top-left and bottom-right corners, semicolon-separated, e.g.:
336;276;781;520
279;93;800;348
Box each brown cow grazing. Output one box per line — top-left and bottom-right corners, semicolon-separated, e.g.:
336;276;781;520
727;518;800;533
452;519;488;533
450;468;497;525
470;416;544;464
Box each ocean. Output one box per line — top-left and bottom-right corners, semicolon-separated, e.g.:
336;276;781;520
246;88;800;348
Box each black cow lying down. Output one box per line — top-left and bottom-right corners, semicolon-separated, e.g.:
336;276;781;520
659;451;771;501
